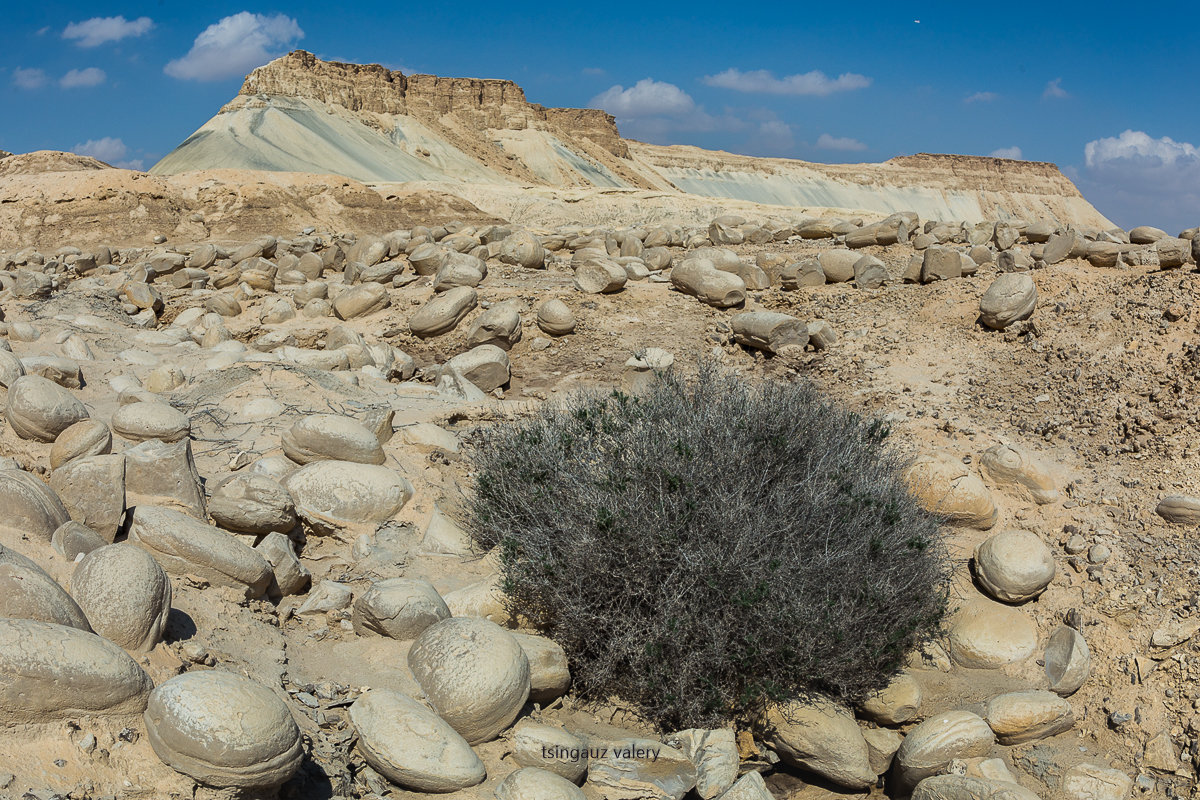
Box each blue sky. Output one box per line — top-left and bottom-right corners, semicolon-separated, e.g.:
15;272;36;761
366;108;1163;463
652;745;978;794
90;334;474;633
2;1;1198;231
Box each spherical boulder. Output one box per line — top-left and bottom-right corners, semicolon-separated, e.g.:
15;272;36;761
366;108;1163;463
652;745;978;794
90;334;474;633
49;419;112;470
409;286;476;338
128;506;272;598
145;671;303;788
537;299;576;336
0;348;24;388
70;543;172;652
766;696;875;789
284;461;412;537
508;719;590;783
111;401;190;443
0;543;91;630
912;775;1041;800
352;578;450;640
499;231;546;269
349;688;486;792
858;671;923;725
1156;495;1200;524
443;344;511;393
973;530;1055;603
407;616;531;744
207;473;297;535
0;618;152;722
511;632;572;705
6;374;88;442
979;273;1037;330
1044;625;1091;696
979;444;1057;505
904;453;997;529
281;414;385;465
893;710;995;791
0;468;72;542
982;690;1074;745
947;599;1038;669
496;768;586;800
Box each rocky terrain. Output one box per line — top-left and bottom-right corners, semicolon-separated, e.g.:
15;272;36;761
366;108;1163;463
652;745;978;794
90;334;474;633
2;164;1200;800
149;51;1111;229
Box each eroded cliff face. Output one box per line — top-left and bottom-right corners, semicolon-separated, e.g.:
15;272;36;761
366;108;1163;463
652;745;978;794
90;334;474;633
629;145;1113;228
153;51;1112;227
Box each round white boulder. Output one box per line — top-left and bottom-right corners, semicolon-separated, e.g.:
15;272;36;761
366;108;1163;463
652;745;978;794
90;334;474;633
858;671;923;725
0;468;72;542
508;719;590;783
948;600;1039;669
979;273;1037;330
285;461;413;536
111;401;190;443
6;374;89;442
407;616;531;744
49;419;112;470
496;767;586;800
352;578;451;640
0;543;91;630
974;530;1055;603
349;688;486;792
537;299;576;336
893;710;995;791
208;472;297;535
511;632;572;705
281;414;385;465
70;543;172;652
766;696;875;788
145;671;303;788
0;618;153;722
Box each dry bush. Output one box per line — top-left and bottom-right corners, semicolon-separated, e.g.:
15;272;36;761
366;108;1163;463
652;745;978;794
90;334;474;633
469;362;949;729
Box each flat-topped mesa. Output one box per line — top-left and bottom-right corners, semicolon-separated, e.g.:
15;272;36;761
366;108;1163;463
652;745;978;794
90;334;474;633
238;50;409;114
236;51;575;136
884;153;1087;196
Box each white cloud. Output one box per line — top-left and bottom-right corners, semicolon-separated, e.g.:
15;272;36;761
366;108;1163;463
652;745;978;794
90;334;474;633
70;137;144;170
703;68;871;97
1077;130;1200;232
165;12;304;81
965;91;997;103
589;79;696;118
816;133;868;152
990;146;1023;159
60;67;106;88
63;16;154;47
12;67;47;90
1085;129;1197;167
1043;78;1068;99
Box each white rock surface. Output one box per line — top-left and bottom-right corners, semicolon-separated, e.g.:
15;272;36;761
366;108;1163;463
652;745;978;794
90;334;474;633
0;618;153;722
766;696;875;789
407;616;530;744
144;671;303;788
349;688;486;792
70;543;172;652
351;577;450;640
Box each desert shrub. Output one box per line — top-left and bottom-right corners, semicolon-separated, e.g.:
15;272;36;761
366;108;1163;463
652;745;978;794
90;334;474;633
469;362;948;729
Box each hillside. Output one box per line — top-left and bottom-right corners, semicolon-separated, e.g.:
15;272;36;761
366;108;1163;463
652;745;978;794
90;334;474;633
152;51;1113;229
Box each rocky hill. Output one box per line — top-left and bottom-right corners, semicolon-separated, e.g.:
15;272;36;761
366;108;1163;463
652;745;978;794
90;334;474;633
152;51;1112;229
